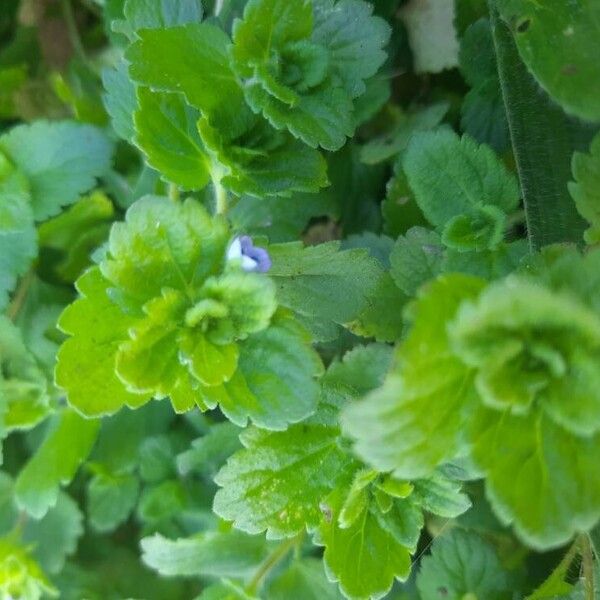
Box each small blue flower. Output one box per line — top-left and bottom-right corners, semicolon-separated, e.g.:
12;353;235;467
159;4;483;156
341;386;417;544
227;235;272;273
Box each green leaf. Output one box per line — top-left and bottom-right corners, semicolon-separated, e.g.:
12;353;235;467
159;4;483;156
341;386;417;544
91;403;174;474
403;129;520;231
0;315;51;433
141;530;271;578
411;472;471;519
450;275;600;435
268;241;383;325
416;529;516;600
0;152;36;310
139;434;175;483
461;78;510;153
87;470;139;532
137;479;187;524
22;492;83;575
360;102;448;165
101;196;229;309
266;558;344;600
459;18;497;87
0;537;58;599
454;0;487;36
213;409;351;537
198;117;328;198
342;274;486;479
113;288;212;397
243;75;354;152
38;190;114;283
443;239;528;280
390;227;444;296
15;408;99;518
113;0;203;39
342;232;394;269
0;121;113;220
126;23;250;138
102;59;137;144
471;407;600;549
488;7;589;248
230;0;389;151
340;235;407;342
205;312;323;430
400;0;459;73
213;343;389;538
324;143;387;235
323;343;393;396
311;0;391;98
351;74;391;127
497;0;600;123
229;191;338;244
58;196;320;428
569;131;600;244
346;271;407;342
55;267;151;416
230;0;348;151
381;160;427;238
133;87;210;191
230;0;313;75
459;19;509;152
177;422;242;479
442;204;507;252
12;278;70;379
314;484;417;600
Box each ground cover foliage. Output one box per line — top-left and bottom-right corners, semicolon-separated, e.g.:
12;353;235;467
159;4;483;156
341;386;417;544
1;0;600;598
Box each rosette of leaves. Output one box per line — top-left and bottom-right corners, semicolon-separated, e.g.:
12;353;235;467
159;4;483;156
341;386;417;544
56;196;322;429
213;345;470;599
110;3;330;199
344;246;600;549
229;0;391;151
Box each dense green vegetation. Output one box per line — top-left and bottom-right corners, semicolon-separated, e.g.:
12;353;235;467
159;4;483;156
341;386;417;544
1;0;600;598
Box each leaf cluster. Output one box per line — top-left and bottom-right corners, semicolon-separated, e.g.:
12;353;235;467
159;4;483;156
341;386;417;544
2;0;600;599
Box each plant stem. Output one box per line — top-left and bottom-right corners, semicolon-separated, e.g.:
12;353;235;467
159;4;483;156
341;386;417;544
246;535;302;594
488;1;592;250
168;183;180;202
7;270;34;322
60;0;88;65
214;180;228;215
526;537;579;599
580;534;595;600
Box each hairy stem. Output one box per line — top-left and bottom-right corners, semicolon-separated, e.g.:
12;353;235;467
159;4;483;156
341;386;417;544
214;180;228;215
527;537;580;598
168;183;180;202
488;1;592;250
580;534;595;600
